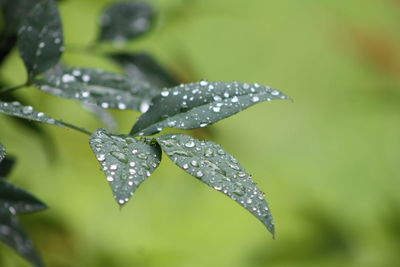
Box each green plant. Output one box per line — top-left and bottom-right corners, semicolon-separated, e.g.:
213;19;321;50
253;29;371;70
0;0;289;266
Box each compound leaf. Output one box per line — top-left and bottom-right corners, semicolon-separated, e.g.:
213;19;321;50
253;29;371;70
0;101;64;127
98;1;155;43
17;0;64;79
131;81;289;136
108;52;178;88
0;179;47;214
90;128;161;206
34;65;160;112
157;134;274;235
0;211;44;267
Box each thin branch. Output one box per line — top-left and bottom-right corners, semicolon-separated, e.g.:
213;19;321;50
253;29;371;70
60;121;92;136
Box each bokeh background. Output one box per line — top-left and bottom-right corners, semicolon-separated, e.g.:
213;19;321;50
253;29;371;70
1;0;400;266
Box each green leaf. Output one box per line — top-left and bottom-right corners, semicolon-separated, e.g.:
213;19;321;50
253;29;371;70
17;0;64;79
33;65;160;112
0;101;64;127
0;0;41;65
0;143;6;163
131;81;289;136
0;157;16;178
90;128;162;206
108;52;179;88
98;1;155;43
157;134;275;235
0;179;47;214
0;211;44;267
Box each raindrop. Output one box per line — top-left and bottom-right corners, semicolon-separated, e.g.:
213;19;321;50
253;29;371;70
271;90;279;96
161;91;169;97
107;176;114;182
22;106;33;114
212;106;221;113
231;96;239;103
196;171;204;178
110;164;118;170
251;96;260;103
190;160;198;167
97;154;106;161
184;141;195;148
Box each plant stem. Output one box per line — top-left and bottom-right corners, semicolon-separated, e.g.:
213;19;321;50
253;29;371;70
60;121;92;136
0;84;27;95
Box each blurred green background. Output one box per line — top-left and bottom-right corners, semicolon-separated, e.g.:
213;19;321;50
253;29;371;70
1;0;400;266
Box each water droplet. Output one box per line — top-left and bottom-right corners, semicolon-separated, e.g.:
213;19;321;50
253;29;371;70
118;103;127;110
185;141;195;148
110;164;118;170
101;102;110;108
137;153;147;160
22;106;33;114
82;74;91;82
97;154;106;161
107;176;114;182
129;161;136;167
204;148;213;157
191;160;198;167
62;74;75;83
213;185;222;191
212;106;221;113
183;163;189;169
200;80;208;86
251;96;260;102
196;171;204;178
213;96;222;101
231;96;239;103
118;199;125;204
161;91;169;97
243;83;250;90
271;90;279;96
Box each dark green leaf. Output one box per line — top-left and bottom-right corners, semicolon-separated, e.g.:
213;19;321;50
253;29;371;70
34;65;160;112
131;81;289;136
157;134;274;235
0;100;64;127
0;0;40;65
108;52;179;88
0;211;44;267
17;0;64;79
83;103;117;131
0;179;47;214
98;1;155;43
0;157;16;178
0;143;5;163
90;128;161;206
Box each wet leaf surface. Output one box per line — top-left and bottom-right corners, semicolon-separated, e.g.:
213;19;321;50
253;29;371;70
0;179;47;214
34;65;160;112
17;0;64;79
131;81;289;136
98;1;155;43
0;101;64;127
0;211;44;267
157;134;275;235
90;128;161;206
